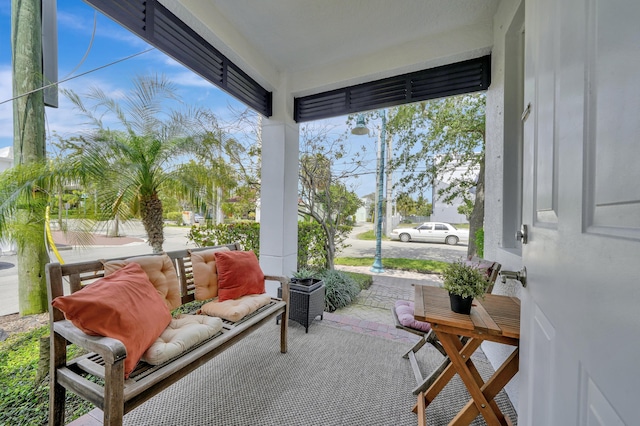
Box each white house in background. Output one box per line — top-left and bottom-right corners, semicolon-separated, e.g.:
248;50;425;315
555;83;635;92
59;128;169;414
354;195;373;223
431;161;479;224
0;146;12;173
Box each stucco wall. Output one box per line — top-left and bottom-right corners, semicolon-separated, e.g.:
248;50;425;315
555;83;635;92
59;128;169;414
484;0;525;412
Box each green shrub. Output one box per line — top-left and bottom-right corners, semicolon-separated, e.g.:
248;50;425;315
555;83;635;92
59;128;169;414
187;222;352;270
343;271;373;290
165;211;183;225
187;222;261;255
0;326;93;425
319;269;361;312
296;221;327;269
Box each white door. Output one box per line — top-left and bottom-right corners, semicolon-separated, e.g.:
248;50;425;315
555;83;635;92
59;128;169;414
518;0;640;424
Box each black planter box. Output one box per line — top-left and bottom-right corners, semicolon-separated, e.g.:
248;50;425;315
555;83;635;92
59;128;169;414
289;278;323;292
277;279;324;333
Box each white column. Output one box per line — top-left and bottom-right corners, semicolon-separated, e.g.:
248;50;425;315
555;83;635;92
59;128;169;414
259;78;299;296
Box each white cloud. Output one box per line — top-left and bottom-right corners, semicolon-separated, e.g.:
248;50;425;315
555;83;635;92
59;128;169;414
171;71;220;89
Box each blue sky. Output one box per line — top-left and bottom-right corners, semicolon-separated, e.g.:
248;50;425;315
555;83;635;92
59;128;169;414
0;1;381;197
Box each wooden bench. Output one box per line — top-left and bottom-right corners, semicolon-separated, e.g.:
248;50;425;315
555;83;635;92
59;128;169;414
46;243;289;426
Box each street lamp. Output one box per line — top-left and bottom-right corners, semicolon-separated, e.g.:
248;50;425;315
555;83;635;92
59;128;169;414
352;110;386;273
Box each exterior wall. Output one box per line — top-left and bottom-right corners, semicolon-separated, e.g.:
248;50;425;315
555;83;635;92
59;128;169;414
0;146;12;173
430;163;477;224
484;0;525;411
430;183;468;224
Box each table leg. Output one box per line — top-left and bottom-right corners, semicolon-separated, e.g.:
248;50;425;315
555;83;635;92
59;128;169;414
417;391;427;426
450;348;519;425
413;337;482;413
436;331;504;426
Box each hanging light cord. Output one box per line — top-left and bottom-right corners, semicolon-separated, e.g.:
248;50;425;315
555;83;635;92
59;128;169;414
61;10;98;80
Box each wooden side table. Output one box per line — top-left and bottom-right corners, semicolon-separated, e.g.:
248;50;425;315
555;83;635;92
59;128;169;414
413;285;520;426
277;281;325;333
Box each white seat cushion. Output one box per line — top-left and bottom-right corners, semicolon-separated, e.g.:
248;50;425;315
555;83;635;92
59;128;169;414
141;314;223;365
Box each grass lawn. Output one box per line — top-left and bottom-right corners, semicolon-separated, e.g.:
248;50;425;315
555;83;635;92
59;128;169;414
356;230;389;241
335;256;448;274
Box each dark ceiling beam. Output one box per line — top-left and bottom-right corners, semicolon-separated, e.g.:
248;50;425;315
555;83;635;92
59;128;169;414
294;55;491;122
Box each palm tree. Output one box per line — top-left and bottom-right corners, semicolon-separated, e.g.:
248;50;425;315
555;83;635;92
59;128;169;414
0;161;62;314
64;74;203;253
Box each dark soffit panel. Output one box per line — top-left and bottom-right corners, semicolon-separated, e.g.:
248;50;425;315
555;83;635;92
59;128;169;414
84;0;272;116
294;55;491;122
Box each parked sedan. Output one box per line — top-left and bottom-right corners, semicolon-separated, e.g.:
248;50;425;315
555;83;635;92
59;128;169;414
390;222;469;245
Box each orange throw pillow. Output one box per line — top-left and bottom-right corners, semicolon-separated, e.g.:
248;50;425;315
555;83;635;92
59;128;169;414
51;262;172;378
214;250;265;302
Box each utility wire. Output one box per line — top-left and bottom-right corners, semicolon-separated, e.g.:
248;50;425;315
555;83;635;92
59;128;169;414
0;47;156;106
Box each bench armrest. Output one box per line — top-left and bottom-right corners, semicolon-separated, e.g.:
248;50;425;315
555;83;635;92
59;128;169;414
265;274;289;308
53;320;127;364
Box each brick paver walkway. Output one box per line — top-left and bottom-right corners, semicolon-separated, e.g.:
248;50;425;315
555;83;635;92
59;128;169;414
321;267;443;344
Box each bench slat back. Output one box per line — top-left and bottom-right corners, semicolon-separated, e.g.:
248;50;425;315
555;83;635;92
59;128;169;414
47;243;243;310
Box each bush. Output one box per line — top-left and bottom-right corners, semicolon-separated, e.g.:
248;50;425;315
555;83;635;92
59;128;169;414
165;211;183;225
342;271;373;290
187;222;261;255
187;222;353;270
0;326;93;425
296;222;327;269
319;269;361;312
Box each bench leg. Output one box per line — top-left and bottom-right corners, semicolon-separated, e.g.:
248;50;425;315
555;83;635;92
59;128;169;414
103;361;125;426
49;333;67;426
280;308;288;353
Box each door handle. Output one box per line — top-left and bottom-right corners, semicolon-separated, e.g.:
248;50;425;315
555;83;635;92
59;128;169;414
500;267;527;287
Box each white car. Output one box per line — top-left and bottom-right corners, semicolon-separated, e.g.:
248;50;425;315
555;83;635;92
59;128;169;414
390;222;469;245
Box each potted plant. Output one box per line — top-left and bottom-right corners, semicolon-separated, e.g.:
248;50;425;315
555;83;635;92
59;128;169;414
291;268;318;286
442;261;488;314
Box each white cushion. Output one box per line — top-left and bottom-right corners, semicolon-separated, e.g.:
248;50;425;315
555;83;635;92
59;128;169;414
141;314;223;365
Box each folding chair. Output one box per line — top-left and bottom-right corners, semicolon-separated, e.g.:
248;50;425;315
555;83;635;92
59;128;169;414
392;258;502;395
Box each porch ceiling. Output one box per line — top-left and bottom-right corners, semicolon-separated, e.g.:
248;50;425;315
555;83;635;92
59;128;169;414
165;0;500;97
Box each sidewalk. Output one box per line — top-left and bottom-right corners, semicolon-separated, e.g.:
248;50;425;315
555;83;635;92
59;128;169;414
324;265;443;344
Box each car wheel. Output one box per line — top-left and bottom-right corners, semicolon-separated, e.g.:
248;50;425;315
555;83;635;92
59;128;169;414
445;235;458;245
400;233;411;242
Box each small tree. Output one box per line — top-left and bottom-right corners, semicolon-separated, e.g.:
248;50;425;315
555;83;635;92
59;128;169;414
63;74;205;253
389;93;486;256
298;123;365;269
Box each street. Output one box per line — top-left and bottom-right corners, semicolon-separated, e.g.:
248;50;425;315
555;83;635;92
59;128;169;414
337;223;469;263
0;222;468;316
0;222;197;316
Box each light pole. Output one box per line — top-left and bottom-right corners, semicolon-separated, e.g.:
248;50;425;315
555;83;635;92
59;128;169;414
352;111;386;273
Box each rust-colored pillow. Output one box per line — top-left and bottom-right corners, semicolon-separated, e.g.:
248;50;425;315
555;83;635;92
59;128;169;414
189;247;231;300
214;250;265;302
51;262;172;378
103;254;181;310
